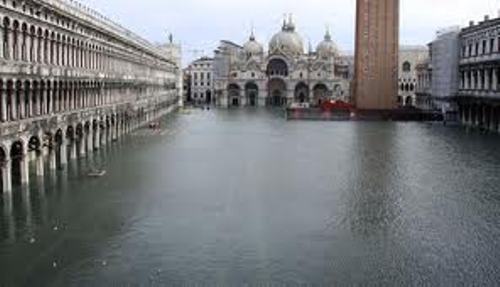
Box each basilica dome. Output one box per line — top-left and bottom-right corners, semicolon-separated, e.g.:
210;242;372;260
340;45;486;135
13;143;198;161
316;29;338;58
269;17;304;56
243;32;264;56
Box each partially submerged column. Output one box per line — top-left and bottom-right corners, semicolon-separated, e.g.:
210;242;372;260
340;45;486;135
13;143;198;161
59;137;67;166
19;152;30;185
35;150;44;177
49;146;57;171
490;106;496;132
79;133;86;157
94;126;101;150
1;160;12;193
69;139;77;160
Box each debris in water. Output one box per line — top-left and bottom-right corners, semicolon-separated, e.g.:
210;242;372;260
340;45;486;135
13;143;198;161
102;260;107;266
29;237;36;244
52;261;58;268
53;226;59;231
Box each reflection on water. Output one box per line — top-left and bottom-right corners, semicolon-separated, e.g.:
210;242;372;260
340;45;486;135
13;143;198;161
1;109;500;286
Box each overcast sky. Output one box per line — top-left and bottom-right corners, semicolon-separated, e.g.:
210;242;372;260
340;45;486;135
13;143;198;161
78;0;500;64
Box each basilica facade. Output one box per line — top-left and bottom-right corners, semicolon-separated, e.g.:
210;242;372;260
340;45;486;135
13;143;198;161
213;17;352;108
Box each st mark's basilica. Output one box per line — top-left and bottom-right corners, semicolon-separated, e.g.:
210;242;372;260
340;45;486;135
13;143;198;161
211;16;352;108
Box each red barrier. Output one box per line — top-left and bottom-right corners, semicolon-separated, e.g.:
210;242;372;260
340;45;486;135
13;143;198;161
320;100;355;112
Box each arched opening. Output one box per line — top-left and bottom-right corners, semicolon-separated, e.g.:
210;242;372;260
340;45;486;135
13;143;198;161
3;18;10;59
24;80;30;118
15;80;22;119
227;83;241;107
93;119;100;149
405;97;413;107
12;20;19;60
294;82;309;104
266;79;286;106
66;125;75;144
6;80;13;121
54;129;64;164
28;135;41;153
267;79;287;107
333;84;343;100
313;83;329;106
28;135;42;176
0;79;4;122
21;23;28;61
0;146;6;192
266;58;288;77
205;90;212;105
402;61;411;72
245;82;259;107
76;123;84;152
10;140;24;185
397;96;403;105
32;81;39;116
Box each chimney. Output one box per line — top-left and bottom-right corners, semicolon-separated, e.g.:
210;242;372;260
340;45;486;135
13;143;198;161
469;21;475;27
484;15;490;21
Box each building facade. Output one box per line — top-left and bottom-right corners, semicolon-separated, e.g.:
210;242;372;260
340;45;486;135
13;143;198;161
415;59;433;110
398;46;428;107
182;69;192;103
458;16;500;131
187;57;214;105
354;0;399;110
430;27;461;113
0;0;181;193
213;17;351;108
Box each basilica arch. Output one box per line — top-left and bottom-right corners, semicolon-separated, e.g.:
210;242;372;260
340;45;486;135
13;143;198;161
294;82;309;103
228;83;241;107
267;78;287;107
266;58;289;77
313;83;329;106
245;82;259;107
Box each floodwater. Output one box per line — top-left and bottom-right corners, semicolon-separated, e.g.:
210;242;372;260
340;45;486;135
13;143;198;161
1;109;500;286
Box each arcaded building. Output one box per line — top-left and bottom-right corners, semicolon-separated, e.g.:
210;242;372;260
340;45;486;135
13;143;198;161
458;15;500;131
354;0;399;110
0;0;181;192
212;17;352;108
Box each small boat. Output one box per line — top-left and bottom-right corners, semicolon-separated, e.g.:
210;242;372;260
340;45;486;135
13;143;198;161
88;170;107;177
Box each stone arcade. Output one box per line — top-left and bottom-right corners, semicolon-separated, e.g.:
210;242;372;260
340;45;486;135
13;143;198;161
0;0;181;193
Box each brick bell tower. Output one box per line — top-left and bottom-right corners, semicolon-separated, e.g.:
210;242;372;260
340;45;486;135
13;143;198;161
354;0;399;110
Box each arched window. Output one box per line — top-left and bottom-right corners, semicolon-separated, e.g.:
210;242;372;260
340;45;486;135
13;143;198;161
402;61;411;72
12;20;20;60
21;23;27;61
266;58;289;77
2;17;11;59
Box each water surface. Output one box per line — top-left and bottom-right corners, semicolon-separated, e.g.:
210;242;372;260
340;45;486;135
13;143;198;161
1;109;500;286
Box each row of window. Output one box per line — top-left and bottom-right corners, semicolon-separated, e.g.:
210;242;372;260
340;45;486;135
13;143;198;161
192;72;211;81
460;68;499;90
0;3;173;74
462;37;500;58
193;81;211;87
0;78;176;123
